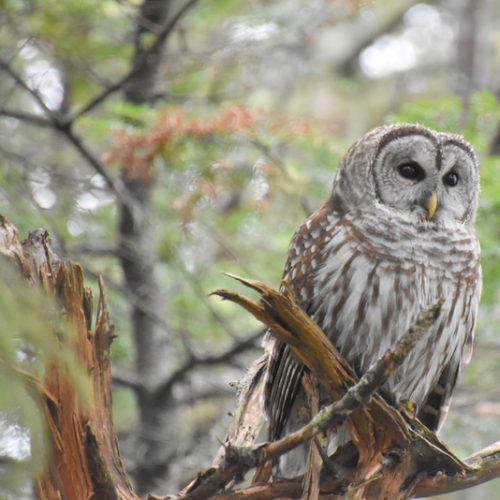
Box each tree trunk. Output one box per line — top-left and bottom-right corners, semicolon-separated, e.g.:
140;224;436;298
119;0;179;493
124;0;172;104
119;172;179;494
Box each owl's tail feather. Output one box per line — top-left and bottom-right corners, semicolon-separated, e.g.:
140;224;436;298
418;360;460;433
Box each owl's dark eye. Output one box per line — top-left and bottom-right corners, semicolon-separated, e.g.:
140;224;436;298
443;172;459;187
397;162;424;181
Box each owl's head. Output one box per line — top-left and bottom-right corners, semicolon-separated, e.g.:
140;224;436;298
332;123;479;226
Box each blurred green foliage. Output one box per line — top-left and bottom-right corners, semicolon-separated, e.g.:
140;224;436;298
0;263;88;497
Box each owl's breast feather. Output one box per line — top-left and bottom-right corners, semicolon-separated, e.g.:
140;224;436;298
301;210;481;406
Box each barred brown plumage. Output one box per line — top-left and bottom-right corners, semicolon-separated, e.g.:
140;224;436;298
264;123;482;476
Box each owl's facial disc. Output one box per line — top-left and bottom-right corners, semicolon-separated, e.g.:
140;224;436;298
372;134;477;224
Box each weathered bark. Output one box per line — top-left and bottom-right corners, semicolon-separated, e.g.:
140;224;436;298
0;215;139;500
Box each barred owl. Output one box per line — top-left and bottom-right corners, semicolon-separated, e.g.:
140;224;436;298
264;123;482;476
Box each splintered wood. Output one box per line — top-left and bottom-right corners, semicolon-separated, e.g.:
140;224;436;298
0;215;139;500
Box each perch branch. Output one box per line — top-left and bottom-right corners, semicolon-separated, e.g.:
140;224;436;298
178;279;444;500
413;442;500;497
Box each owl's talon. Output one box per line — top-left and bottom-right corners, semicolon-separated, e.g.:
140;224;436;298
398;398;418;419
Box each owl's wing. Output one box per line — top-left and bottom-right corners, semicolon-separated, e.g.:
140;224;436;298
462;262;482;366
419;262;482;433
265;202;340;441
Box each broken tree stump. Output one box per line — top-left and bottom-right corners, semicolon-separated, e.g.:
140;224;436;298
0;215;139;500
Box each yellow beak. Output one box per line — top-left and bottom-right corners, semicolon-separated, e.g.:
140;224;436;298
427;192;438;219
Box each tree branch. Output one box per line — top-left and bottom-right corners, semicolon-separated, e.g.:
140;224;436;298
175;386;235;406
110;317;262;404
61;126;123;194
413;442;500;497
152;329;263;406
0;57;57;119
112;369;146;396
0;107;54;128
0;57;125;199
178;298;443;500
73;0;200;118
